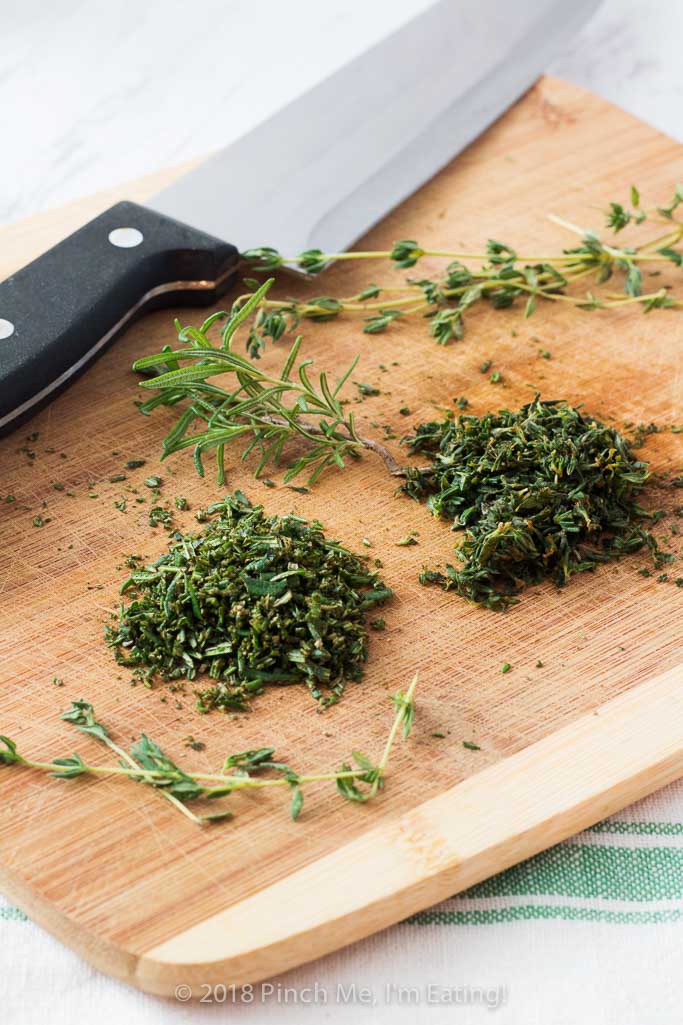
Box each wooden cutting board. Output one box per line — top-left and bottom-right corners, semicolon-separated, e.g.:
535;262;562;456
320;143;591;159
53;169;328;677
1;76;682;996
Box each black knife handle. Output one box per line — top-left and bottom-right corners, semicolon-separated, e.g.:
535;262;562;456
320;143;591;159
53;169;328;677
0;201;239;435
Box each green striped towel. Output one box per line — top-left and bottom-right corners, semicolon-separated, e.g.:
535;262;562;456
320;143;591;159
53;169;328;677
2;780;682;1022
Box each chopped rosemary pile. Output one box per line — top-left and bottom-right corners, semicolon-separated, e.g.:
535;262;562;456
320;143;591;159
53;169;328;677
402;397;663;610
107;491;392;710
0;677;417;827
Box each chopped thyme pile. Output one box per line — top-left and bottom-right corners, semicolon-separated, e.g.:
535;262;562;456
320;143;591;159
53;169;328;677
107;491;392;710
403;397;662;610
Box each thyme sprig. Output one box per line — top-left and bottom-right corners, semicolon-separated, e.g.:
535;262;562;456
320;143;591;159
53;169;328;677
241;184;683;348
133;279;404;484
0;675;418;826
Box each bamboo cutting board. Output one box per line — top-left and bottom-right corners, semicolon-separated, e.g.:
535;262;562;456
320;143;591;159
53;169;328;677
1;77;682;996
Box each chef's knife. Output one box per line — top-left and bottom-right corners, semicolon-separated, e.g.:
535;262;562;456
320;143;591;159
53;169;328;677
0;0;599;434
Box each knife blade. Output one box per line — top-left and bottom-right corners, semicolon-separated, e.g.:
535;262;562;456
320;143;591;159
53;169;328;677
0;0;599;435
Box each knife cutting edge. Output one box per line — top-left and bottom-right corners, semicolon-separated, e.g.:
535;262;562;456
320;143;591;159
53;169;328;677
0;0;600;435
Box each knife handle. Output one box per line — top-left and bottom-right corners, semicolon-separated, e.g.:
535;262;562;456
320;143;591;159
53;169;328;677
0;201;239;435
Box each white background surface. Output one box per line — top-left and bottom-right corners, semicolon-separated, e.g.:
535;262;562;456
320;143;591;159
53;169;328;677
1;1;682;1022
1;0;682;226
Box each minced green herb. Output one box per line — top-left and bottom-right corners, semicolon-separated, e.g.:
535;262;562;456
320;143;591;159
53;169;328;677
107;491;392;712
403;397;663;610
148;505;174;529
355;382;381;398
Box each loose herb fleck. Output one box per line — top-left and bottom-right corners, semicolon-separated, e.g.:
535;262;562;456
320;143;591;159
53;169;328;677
355;382;381;398
148;505;174;529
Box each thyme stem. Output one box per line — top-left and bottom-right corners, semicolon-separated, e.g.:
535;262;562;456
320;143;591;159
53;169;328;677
0;677;419;826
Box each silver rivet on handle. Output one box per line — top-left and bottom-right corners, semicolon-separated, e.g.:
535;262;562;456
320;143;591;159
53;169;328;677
0;319;15;340
108;227;144;249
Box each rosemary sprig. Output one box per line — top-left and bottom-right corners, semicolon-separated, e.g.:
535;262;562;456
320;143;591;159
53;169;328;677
133;279;404;484
0;675;418;826
240;184;683;348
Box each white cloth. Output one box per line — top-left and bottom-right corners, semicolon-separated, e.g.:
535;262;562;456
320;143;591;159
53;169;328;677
2;778;683;1024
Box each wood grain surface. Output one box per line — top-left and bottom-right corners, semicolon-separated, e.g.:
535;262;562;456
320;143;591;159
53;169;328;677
0;77;681;994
